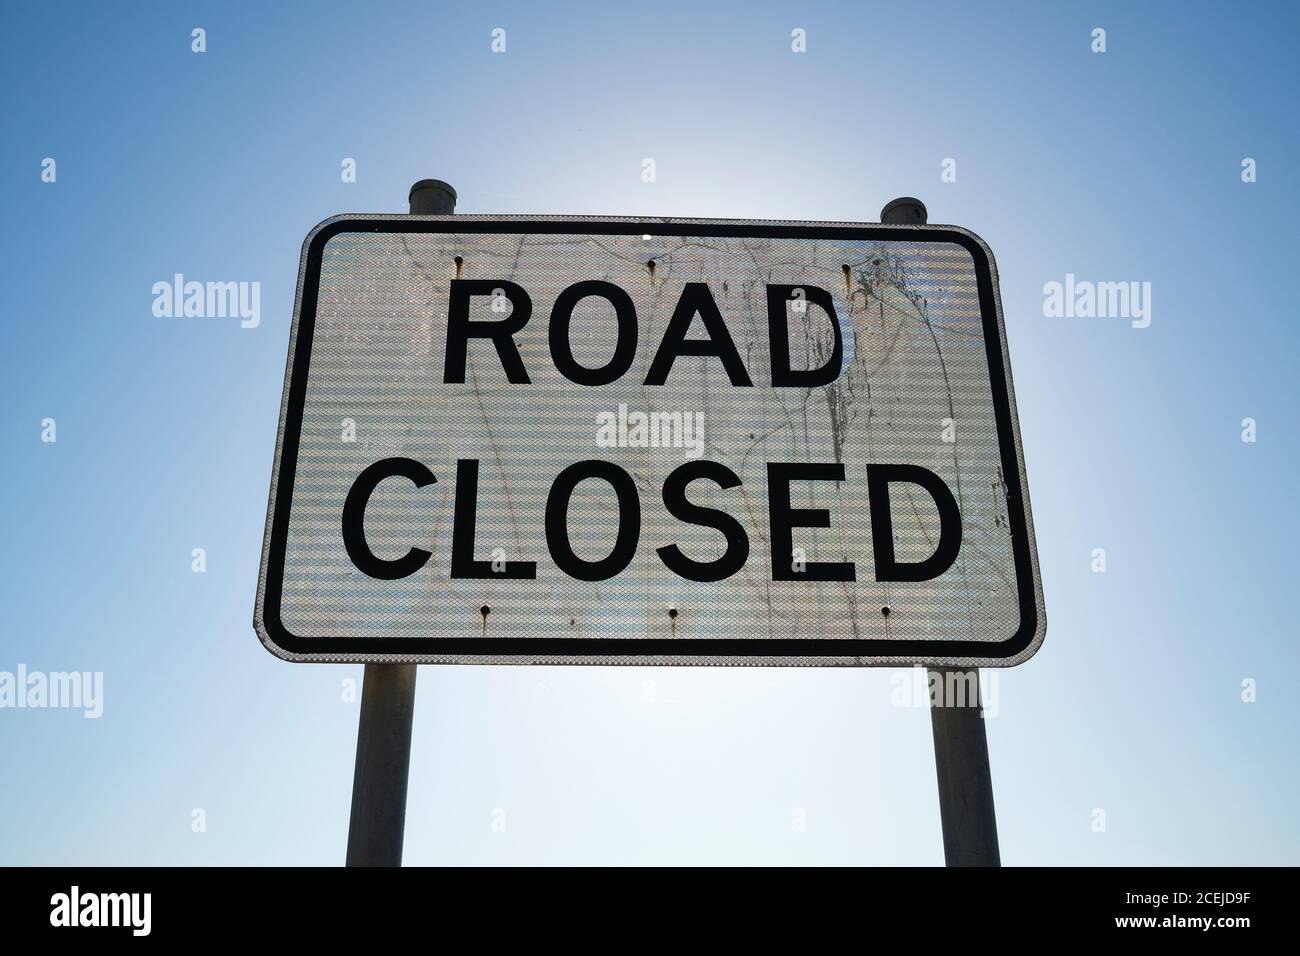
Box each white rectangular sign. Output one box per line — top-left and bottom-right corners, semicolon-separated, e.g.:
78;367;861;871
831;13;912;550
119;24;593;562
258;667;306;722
254;216;1045;666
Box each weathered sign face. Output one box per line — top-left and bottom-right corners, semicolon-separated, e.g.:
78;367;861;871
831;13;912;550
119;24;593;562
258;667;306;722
255;216;1044;666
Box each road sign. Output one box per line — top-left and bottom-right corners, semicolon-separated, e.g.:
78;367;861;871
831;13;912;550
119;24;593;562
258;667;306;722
254;215;1044;666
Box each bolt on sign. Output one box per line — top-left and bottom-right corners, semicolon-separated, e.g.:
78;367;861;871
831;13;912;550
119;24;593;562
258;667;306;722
254;216;1045;666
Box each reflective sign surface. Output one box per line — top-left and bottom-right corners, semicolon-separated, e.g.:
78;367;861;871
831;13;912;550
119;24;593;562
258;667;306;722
255;216;1044;666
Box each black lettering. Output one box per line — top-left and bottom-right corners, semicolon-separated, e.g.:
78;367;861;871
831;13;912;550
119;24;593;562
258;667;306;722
443;279;532;384
766;284;843;387
341;457;436;580
451;459;536;579
657;460;749;582
549;280;638;386
766;462;855;581
867;464;962;581
545;460;640;581
644;282;752;386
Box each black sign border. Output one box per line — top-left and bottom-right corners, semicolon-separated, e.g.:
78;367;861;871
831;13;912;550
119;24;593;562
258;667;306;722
258;217;1040;663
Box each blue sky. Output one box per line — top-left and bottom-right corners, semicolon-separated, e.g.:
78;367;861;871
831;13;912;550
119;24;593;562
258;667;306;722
2;0;1297;864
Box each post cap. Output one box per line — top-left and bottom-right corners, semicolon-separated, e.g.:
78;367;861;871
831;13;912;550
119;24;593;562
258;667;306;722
880;197;928;225
408;179;458;214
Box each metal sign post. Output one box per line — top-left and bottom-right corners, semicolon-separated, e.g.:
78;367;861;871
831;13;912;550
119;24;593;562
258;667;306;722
343;180;457;867
256;183;1043;866
929;667;1000;865
878;199;1000;867
345;660;416;866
